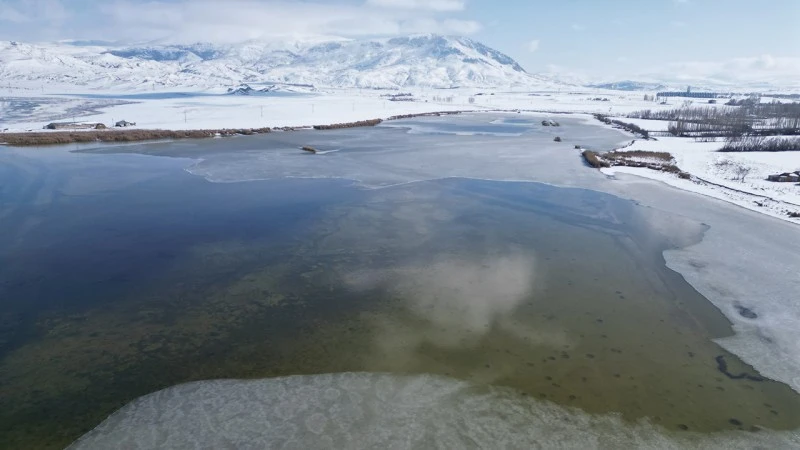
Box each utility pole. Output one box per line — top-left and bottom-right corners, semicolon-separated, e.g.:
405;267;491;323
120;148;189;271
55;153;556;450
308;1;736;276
184;110;187;123
260;105;263;118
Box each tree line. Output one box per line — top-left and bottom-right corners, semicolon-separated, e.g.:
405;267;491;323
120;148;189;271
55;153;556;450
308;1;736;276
627;102;800;138
720;135;800;152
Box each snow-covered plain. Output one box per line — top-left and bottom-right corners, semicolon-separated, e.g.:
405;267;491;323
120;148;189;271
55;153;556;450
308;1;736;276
1;89;466;131
0;86;691;131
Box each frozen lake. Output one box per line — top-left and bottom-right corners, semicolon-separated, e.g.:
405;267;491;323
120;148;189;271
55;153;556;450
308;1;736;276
1;113;799;449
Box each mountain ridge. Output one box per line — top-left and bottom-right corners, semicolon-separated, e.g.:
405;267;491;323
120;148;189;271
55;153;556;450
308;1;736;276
0;35;565;90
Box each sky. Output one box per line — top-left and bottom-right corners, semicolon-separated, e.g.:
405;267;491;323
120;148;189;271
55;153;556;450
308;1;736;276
0;0;798;82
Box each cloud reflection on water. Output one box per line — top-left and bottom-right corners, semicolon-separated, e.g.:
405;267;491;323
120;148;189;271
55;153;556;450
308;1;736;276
346;253;571;378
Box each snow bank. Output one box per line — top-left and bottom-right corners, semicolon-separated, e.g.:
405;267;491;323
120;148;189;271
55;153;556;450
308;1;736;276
601;136;800;221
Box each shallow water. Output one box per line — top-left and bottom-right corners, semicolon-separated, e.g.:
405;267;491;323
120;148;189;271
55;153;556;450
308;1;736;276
1;114;799;449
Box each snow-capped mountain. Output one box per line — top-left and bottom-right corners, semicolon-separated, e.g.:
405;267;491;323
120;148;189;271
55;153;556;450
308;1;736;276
0;35;562;90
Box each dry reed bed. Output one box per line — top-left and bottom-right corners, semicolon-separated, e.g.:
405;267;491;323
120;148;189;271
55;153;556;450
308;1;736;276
0;128;273;146
583;149;688;177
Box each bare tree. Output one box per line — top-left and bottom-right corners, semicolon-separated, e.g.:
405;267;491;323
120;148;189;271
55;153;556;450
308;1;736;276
735;165;752;183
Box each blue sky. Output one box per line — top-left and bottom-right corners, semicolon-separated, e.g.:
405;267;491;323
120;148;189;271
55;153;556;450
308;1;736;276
0;0;797;81
472;0;800;79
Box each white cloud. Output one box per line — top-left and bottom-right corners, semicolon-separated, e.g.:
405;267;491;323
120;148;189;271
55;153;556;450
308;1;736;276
670;55;800;80
366;0;465;11
441;18;481;34
397;17;480;35
571;23;585;31
526;39;540;53
634;55;800;88
0;0;480;43
540;64;592;85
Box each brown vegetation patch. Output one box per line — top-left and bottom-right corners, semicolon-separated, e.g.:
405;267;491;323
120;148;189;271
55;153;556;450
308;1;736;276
386;111;465;120
313;119;382;130
605;150;673;162
594;114;650;139
606;152;681;174
274;126;307;131
583;149;688;176
0;128;273;147
582;150;609;168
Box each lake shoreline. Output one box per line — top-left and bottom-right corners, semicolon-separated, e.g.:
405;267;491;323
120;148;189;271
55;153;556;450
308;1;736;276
0;110;471;147
0;108;596;147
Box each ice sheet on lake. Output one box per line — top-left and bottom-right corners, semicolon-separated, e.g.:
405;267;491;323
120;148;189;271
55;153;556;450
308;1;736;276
662;203;800;392
379;117;533;137
184;114;621;189
69;372;800;450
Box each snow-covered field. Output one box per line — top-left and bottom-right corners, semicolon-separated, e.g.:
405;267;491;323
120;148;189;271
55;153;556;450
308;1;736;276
0;88;465;131
599;128;800;223
0;86;682;132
